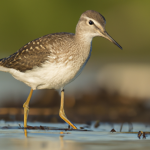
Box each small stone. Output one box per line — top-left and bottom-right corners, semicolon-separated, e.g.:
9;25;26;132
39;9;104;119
110;128;116;132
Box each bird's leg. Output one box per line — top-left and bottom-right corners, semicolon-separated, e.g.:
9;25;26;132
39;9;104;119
23;89;33;128
59;89;77;129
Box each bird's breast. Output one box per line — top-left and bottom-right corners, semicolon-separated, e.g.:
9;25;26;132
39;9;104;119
71;44;92;81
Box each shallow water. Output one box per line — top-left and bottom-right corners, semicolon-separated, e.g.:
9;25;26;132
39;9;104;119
0;121;150;150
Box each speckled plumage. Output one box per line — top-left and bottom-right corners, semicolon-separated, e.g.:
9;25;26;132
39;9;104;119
0;10;122;90
0;33;76;72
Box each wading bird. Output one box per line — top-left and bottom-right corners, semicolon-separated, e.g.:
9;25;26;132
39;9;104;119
0;10;122;131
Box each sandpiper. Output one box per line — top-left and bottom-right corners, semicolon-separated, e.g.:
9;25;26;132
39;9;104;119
0;10;122;130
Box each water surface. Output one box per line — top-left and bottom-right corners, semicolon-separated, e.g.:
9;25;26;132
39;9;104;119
0;121;150;150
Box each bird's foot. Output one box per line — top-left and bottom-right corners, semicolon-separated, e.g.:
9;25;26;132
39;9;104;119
59;110;77;129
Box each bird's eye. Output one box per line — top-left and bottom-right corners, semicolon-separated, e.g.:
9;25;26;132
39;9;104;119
89;20;94;25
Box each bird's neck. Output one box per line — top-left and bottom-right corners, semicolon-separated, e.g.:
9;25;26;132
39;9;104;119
74;31;93;45
74;32;93;63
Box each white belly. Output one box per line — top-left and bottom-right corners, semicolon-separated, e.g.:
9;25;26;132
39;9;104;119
9;61;82;90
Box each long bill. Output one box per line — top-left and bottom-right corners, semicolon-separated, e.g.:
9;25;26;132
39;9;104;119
102;31;122;50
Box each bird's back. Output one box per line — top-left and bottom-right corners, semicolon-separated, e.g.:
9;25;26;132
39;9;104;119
0;32;75;72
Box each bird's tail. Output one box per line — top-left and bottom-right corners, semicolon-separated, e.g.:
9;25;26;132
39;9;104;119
0;58;3;66
0;57;4;65
0;58;9;72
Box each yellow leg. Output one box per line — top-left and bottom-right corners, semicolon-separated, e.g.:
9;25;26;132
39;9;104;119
59;89;77;129
23;89;33;128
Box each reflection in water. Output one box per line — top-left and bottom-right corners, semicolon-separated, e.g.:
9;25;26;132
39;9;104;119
24;129;66;149
59;135;64;150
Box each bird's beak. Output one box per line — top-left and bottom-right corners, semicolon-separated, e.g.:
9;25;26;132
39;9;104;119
102;31;122;50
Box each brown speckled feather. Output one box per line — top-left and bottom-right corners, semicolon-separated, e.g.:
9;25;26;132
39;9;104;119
0;32;74;72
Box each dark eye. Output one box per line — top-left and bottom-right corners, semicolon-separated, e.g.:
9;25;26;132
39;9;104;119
89;20;94;25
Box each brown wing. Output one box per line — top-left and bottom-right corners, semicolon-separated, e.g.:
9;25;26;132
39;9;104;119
0;33;74;72
0;35;52;72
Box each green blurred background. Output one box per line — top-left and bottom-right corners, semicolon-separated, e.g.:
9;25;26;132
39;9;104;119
0;0;150;62
0;0;150;123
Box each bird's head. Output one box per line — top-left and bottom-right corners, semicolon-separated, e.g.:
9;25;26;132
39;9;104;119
76;10;122;49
